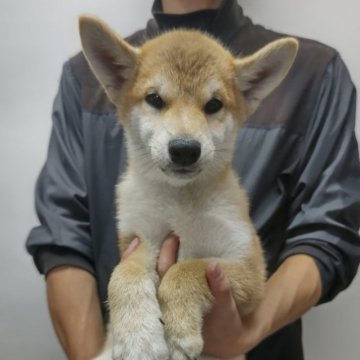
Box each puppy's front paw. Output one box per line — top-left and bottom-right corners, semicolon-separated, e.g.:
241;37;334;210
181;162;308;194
111;324;169;360
158;261;211;360
166;326;203;360
109;274;169;360
160;293;203;359
111;311;169;360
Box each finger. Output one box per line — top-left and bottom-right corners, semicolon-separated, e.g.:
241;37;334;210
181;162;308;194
121;237;140;261
205;261;241;329
206;261;234;309
157;234;179;278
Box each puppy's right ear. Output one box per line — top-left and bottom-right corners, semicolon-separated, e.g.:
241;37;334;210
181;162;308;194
235;38;298;116
79;15;139;103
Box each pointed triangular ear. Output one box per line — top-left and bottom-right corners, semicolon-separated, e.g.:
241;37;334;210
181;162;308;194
79;15;140;103
235;38;299;116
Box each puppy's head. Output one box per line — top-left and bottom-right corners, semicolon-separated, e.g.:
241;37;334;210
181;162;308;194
79;16;298;186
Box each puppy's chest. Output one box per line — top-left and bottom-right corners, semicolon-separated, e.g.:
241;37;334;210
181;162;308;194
118;182;252;261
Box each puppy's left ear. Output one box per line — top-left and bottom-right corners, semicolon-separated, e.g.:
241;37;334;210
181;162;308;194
79;15;140;103
236;38;298;116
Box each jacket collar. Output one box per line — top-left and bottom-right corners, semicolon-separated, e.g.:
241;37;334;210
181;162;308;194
146;0;251;50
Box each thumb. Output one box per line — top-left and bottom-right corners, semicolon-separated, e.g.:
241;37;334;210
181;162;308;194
206;261;234;308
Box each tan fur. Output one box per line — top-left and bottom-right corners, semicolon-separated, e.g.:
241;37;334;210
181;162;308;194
79;15;298;360
119;31;245;124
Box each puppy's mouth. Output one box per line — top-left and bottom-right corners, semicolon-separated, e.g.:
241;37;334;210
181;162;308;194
161;166;201;178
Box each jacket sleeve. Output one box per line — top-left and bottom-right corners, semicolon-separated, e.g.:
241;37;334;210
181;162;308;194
26;61;95;276
278;54;360;304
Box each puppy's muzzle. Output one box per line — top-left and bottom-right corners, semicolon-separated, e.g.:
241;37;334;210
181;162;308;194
168;138;201;167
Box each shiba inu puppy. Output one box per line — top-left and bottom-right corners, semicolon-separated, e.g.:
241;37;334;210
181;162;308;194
79;15;298;360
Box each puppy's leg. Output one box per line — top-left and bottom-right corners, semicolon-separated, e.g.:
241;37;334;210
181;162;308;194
107;241;169;360
158;256;265;360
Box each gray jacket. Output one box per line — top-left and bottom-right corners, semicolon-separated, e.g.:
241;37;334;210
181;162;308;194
26;1;360;358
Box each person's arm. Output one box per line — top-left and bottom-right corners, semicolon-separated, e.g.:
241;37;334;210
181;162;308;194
46;266;105;360
26;61;101;357
252;254;321;340
202;254;321;357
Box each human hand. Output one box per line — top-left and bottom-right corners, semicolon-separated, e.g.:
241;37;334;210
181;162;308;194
202;261;265;358
121;234;179;277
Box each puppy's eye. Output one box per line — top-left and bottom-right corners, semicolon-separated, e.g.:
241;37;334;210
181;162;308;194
145;93;165;110
204;98;223;114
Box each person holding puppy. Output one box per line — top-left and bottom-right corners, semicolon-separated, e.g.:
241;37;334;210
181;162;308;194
26;0;360;359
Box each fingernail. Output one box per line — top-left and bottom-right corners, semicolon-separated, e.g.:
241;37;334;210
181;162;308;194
128;237;139;251
210;261;222;278
168;233;179;241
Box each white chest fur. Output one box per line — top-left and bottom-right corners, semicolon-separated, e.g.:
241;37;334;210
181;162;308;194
116;170;254;262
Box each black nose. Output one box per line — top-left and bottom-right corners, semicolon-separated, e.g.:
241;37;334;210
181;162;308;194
168;139;201;166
